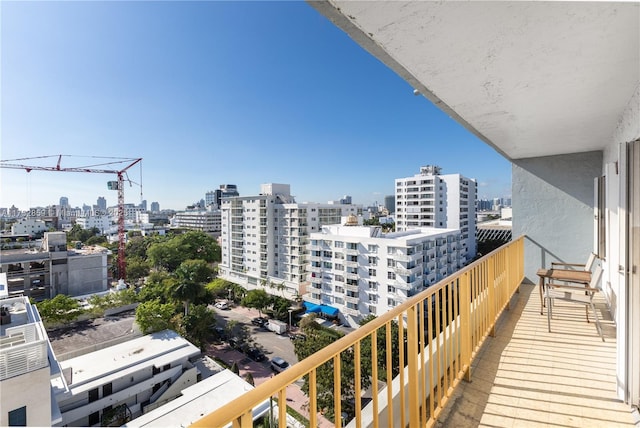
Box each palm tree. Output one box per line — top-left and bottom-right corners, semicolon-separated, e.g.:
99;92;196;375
173;259;211;315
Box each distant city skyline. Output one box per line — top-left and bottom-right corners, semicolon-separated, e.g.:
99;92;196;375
2;1;512;211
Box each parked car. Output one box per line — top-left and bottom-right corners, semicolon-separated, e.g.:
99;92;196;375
247;348;266;362
270;357;290;373
214;301;229;310
213;326;226;340
251;317;268;327
289;333;307;341
228;337;242;349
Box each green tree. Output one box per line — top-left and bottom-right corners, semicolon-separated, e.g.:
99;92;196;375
86;235;107;246
359;315;401;383
137;271;173;303
241;289;271;317
293;326;365;422
172;259;211;315
244;372;255;386
146;231;220;271
135;299;175;334
182;304;217;350
36;294;84;325
126;257;151;285
147;239;183;271
205;278;235;300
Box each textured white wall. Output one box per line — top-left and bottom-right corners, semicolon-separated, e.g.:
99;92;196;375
512;151;602;282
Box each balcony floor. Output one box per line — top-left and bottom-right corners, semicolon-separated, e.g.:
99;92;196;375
437;282;637;427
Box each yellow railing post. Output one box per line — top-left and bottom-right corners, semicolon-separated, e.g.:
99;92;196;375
459;272;472;382
407;305;420;427
487;255;496;337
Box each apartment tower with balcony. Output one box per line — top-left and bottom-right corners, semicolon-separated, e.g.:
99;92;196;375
395;165;477;263
306;215;462;327
218;184;360;299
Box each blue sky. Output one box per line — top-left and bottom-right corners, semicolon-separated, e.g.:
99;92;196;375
1;1;511;211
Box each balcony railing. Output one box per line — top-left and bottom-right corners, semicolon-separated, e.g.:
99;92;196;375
192;236;524;428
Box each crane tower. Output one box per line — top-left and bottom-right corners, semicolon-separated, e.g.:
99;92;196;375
0;155;142;281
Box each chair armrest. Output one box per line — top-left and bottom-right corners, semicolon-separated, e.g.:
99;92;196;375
547;281;599;293
551;262;586;268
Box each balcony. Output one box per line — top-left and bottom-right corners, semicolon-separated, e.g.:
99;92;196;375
192;237;634;427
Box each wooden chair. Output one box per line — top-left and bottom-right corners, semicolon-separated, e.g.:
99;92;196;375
551;252;597;272
545;265;604;341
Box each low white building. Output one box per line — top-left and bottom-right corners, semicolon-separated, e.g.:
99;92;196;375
52;329;201;427
75;215;111;233
306;216;462;327
170;209;221;236
10;217;48;236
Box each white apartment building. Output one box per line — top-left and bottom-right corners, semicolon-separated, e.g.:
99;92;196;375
395;165;477;263
306;216;462;327
75;215;111;233
10;217;48;236
218;184;360;299
170;209;222;236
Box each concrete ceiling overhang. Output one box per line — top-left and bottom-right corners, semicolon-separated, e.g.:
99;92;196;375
309;1;640;161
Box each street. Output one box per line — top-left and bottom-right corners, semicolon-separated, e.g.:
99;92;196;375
207;305;334;428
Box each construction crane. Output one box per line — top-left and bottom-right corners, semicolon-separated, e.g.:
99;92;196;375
0;155;142;281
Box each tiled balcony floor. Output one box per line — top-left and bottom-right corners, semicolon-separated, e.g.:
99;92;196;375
437;282;638;427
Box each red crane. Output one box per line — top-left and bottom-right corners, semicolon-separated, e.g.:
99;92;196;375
1;155;142;281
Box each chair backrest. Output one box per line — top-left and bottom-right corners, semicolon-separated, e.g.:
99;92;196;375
584;252;597;271
589;265;604;289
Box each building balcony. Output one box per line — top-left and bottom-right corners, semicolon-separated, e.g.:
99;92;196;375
302;293;321;305
393;252;422;263
393;264;422;276
344;295;359;304
344;283;359;293
192;237;634;427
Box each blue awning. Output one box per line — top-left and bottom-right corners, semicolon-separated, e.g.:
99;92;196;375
303;302;322;313
319;304;339;317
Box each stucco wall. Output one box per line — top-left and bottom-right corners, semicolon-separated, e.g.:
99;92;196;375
0;366;52;427
512;151;602;282
67;254;108;296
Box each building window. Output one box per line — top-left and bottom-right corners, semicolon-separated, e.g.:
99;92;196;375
88;387;99;403
387;259;394;268
368;244;378;253
103;382;112;397
88;411;99;426
335;241;344;248
388;272;396;280
368;268;376;276
8;406;26;427
368;256;377;266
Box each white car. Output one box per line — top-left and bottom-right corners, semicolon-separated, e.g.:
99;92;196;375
270;357;290;373
214;301;229;310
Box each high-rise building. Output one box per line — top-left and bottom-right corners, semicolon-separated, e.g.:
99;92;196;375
205;191;216;207
306;218;462;327
96;197;107;212
150;202;160;213
59;197;69;208
218;184;360;299
384;195;395;213
395;165;477;263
